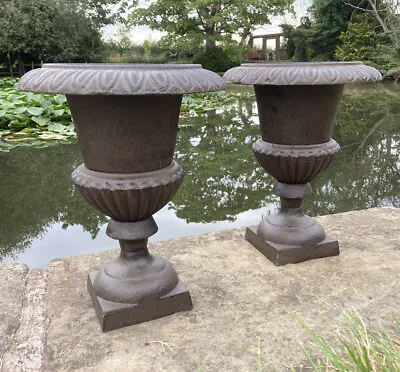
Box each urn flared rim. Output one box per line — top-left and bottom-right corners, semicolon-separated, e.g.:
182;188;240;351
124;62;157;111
19;63;225;95
223;61;382;86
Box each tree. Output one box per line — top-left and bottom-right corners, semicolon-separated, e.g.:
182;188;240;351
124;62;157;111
281;0;356;61
308;0;355;60
0;0;107;68
281;17;313;61
336;15;379;62
342;0;400;47
281;0;396;62
66;0;129;28
129;0;294;51
336;13;399;72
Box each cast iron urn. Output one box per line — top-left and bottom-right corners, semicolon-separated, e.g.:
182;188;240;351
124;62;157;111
20;64;225;331
224;62;381;265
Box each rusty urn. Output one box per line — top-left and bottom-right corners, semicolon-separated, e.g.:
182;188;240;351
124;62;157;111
20;64;225;331
224;62;381;265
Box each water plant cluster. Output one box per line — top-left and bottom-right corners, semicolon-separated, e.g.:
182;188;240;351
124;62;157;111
0;78;253;152
0;78;75;152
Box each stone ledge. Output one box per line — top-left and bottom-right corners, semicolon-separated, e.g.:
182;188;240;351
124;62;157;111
0;262;29;360
1;207;399;371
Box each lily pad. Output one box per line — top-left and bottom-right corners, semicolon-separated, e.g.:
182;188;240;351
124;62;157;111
47;123;68;133
27;107;45;116
31;116;51;127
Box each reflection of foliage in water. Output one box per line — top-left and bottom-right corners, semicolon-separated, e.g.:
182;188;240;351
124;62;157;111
0;87;399;260
307;91;400;215
171;89;400;222
170;100;276;223
0;145;106;260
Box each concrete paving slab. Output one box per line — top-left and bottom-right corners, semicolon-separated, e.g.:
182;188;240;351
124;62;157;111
41;208;400;371
1;269;47;372
0;262;28;360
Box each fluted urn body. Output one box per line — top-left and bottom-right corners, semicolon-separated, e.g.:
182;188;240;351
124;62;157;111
224;62;381;265
19;64;225;330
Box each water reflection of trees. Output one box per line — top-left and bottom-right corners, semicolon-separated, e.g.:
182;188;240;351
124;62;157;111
170;101;276;223
307;92;400;215
0;89;398;260
0;145;106;260
171;91;400;222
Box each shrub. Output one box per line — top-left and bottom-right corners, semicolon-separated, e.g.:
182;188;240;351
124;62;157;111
193;47;239;73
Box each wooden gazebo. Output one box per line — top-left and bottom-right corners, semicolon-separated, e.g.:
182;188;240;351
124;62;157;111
246;33;288;62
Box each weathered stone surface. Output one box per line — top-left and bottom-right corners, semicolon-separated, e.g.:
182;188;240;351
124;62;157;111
42;208;400;371
1;269;47;372
0;262;28;360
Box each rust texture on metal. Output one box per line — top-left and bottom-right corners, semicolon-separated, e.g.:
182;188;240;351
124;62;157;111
19;64;226;331
223;62;382;265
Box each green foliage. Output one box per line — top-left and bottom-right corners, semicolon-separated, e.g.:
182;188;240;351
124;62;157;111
336;15;400;73
193;47;239;72
221;41;248;66
307;0;355;60
103;28;173;64
299;311;400;371
281;20;313;61
336;16;378;62
281;0;357;61
66;0;129;28
282;0;400;72
129;0;293;51
103;29;203;64
0;78;75;152
0;0;107;67
157;33;204;59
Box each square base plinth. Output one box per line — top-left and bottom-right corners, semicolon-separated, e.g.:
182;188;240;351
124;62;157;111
87;271;193;332
245;226;340;266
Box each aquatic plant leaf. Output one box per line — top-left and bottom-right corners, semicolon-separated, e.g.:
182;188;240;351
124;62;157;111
14;107;27;114
47;123;68;133
53;109;65;117
27;107;45;116
31;116;51;127
53;95;67;105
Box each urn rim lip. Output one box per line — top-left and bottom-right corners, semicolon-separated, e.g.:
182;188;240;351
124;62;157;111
18;63;225;95
41;63;204;70
240;61;362;67
223;61;382;86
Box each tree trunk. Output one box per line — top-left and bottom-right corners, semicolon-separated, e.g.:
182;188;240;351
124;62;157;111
7;52;13;77
205;38;216;52
240;28;252;45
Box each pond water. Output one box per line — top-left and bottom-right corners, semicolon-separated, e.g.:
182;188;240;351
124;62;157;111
1;83;399;268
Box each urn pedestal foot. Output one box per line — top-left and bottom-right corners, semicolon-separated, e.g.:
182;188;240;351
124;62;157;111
245;226;339;265
88;217;193;332
87;273;192;332
245;182;339;265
